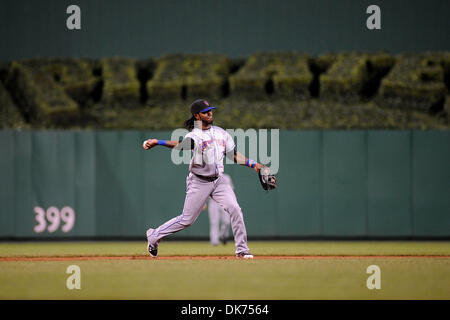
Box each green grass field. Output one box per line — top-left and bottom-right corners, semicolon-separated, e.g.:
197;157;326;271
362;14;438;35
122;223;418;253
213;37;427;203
0;241;449;300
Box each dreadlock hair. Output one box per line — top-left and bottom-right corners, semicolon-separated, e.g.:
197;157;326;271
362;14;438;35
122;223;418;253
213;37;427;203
184;115;196;131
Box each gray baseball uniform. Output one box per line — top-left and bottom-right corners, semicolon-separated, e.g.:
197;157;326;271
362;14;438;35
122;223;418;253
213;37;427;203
146;126;251;255
207;173;232;246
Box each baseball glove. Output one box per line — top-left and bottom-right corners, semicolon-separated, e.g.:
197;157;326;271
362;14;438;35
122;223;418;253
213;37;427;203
258;167;277;191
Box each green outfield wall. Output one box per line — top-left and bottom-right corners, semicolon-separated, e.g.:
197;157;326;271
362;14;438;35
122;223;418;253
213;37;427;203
1;0;449;61
0;130;449;239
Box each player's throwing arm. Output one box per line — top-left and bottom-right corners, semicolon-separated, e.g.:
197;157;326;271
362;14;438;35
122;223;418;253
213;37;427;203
143;139;178;150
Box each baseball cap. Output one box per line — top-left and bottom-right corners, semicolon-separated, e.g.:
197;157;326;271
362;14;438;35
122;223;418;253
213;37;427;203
190;99;216;115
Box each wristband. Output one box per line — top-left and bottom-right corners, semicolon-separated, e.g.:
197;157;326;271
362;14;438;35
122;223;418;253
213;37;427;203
157;140;167;146
246;159;256;168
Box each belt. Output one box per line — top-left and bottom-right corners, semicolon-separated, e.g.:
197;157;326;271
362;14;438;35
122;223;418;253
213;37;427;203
193;173;219;182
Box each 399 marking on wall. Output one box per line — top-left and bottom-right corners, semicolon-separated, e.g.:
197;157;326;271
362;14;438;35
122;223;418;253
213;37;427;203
33;206;76;233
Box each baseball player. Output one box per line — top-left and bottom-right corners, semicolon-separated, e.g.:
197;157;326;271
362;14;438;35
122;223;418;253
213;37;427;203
142;99;265;259
206;173;233;246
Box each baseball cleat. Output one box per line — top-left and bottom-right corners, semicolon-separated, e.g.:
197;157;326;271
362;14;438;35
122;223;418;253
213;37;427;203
148;244;158;258
146;228;158;258
220;236;227;245
236;252;254;259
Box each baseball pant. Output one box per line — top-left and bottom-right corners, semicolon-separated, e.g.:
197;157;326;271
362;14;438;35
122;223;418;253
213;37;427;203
147;173;250;255
208;197;231;245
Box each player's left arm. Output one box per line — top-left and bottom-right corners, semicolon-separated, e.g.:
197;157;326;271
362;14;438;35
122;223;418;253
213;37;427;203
225;147;264;172
232;149;264;172
224;131;264;172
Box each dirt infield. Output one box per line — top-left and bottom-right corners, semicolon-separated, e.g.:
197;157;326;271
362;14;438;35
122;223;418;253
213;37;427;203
1;255;449;261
